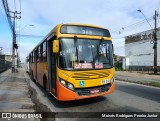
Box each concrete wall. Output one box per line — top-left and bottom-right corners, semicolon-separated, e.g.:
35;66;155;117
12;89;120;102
125;28;160;71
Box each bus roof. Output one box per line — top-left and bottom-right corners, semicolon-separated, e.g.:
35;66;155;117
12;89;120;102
29;23;109;54
61;23;108;30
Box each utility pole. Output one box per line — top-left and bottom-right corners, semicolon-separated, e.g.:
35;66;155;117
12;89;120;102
153;10;158;74
138;10;158;74
10;11;21;72
0;47;2;55
2;0;21;72
12;12;16;72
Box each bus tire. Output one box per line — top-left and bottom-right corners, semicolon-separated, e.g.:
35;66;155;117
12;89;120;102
43;75;47;91
31;71;35;82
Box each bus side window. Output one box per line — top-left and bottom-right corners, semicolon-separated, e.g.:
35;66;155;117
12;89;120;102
38;46;42;62
43;41;47;61
32;52;34;62
29;54;31;62
34;50;37;62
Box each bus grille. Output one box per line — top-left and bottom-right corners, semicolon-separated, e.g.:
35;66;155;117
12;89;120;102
75;84;111;96
72;71;110;80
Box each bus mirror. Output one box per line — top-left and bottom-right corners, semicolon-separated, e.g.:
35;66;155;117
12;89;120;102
53;40;59;53
112;44;114;54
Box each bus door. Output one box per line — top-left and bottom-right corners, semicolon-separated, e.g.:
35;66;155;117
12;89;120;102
34;50;37;81
48;39;57;96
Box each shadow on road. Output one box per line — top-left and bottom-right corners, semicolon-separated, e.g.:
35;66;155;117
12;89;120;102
32;80;107;108
116;84;160;103
49;96;107;108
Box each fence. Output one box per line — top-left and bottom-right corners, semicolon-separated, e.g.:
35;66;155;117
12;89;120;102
0;55;12;72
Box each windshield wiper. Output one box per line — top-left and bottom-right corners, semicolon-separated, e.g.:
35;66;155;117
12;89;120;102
96;38;104;63
74;36;79;62
90;40;95;68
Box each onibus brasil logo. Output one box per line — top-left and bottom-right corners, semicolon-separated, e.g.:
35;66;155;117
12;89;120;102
2;113;42;120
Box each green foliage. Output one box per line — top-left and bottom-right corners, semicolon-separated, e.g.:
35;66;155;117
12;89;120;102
114;63;122;71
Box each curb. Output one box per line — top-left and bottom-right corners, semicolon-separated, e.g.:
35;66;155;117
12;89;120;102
115;77;160;88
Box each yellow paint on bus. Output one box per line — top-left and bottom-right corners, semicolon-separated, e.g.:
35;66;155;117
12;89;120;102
29;23;115;101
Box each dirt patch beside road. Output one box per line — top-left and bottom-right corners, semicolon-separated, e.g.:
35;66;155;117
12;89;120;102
27;80;56;121
115;71;160;88
118;79;160;88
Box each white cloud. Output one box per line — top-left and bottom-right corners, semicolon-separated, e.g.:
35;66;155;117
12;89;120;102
0;37;12;55
5;0;160;61
18;40;38;62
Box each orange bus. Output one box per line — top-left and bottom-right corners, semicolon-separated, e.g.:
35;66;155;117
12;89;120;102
29;23;115;101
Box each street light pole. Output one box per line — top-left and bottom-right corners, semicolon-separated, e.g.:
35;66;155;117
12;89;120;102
137;10;158;74
137;10;153;29
16;24;34;67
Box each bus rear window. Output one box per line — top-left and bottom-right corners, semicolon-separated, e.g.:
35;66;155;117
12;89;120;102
60;25;111;37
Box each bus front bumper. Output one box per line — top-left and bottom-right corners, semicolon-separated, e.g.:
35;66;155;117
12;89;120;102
56;81;115;101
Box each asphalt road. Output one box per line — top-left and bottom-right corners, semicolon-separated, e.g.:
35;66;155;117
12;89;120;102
2;67;159;121
27;74;160;121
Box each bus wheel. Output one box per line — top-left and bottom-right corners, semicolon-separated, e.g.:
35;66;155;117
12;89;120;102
43;75;47;91
31;71;35;82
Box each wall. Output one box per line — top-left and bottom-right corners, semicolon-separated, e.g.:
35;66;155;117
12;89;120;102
125;28;160;71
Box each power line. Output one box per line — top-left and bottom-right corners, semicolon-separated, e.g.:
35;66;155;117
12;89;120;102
157;1;160;26
157;0;160;13
14;0;17;11
111;16;160;45
111;16;159;35
138;10;153;29
114;38;160;51
2;0;13;32
158;16;160;26
2;0;21;72
17;0;22;45
16;34;45;38
111;17;152;33
19;0;21;12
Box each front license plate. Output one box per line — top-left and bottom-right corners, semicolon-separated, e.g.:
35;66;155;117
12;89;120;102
90;89;100;94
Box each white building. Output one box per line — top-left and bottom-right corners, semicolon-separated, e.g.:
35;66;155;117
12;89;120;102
125;28;160;71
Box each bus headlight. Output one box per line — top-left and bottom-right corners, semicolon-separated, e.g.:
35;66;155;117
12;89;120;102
59;78;74;91
67;83;74;90
110;77;114;84
60;80;66;85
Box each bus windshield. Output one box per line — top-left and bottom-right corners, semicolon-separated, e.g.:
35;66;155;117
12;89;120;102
58;38;113;70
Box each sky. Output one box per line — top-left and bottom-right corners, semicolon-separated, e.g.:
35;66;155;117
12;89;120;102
0;0;160;62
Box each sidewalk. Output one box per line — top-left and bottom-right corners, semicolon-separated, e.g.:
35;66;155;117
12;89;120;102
0;66;57;121
0;67;35;112
115;71;160;88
